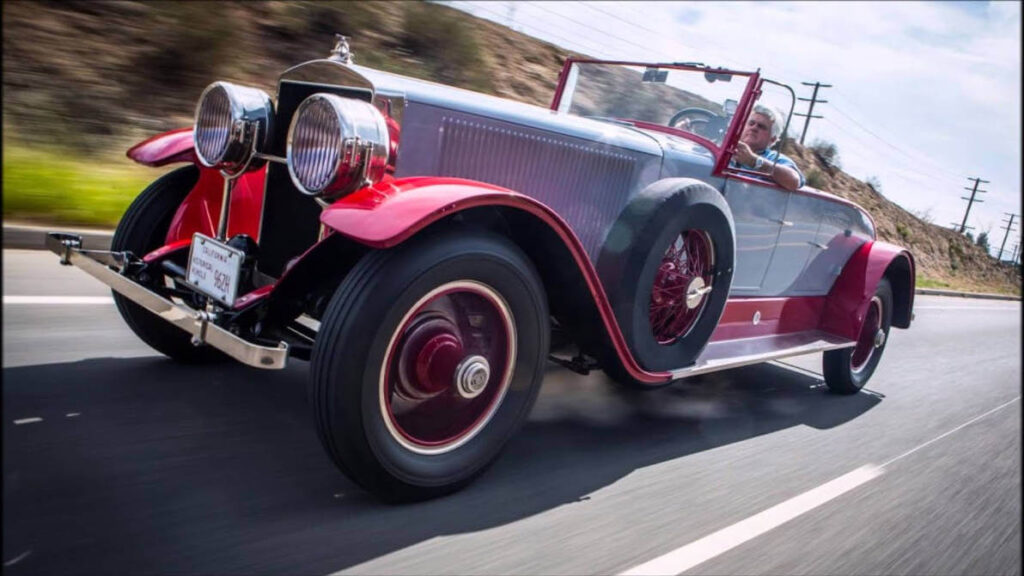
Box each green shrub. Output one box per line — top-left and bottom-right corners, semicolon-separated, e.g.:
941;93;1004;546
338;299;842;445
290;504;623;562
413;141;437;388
896;223;910;241
809;139;841;171
806;168;826;190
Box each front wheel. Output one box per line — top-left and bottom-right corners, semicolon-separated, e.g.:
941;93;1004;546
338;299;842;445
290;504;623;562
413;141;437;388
823;277;893;394
310;230;549;502
111;165;225;363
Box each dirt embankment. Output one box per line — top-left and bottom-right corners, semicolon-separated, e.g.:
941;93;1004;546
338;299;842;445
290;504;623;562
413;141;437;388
3;1;1019;294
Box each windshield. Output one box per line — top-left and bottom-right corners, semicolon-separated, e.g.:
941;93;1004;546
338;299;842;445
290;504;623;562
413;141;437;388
557;62;752;146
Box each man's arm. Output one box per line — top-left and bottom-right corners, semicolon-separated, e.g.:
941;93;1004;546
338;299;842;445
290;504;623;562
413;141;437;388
733;143;803;191
766;162;801;191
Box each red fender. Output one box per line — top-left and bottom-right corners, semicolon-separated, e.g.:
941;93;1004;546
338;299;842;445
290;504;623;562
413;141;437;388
124;128;264;246
820;240;915;341
164;166;266;245
320;176;673;385
126;128;197;167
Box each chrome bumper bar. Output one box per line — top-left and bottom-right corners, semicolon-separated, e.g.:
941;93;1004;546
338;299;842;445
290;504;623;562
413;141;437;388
46;233;289;370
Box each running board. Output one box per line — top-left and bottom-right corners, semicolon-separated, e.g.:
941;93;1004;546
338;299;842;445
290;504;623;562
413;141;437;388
670;330;854;379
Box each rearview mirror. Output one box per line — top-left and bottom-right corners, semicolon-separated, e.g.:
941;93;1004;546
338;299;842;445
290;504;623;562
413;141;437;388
642;67;668;83
704;70;732;83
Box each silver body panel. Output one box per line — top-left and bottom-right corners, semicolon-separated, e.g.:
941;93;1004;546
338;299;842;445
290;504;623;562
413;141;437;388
291;62;875;298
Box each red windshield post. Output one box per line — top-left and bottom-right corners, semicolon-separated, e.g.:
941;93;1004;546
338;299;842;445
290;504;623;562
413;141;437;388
713;73;761;176
550;58;575;111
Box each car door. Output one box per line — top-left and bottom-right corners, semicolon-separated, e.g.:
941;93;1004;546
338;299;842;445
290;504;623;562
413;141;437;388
722;177;787;295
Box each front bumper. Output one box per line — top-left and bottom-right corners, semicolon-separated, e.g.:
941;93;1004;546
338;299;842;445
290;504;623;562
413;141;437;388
46;232;289;369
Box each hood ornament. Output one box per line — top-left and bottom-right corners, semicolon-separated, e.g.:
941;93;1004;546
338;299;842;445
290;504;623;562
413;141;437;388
328;34;353;64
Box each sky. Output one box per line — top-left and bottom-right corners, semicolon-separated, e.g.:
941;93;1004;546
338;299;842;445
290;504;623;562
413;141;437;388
446;1;1022;260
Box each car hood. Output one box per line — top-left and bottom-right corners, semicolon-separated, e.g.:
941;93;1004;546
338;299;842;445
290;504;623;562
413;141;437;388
353;65;665;158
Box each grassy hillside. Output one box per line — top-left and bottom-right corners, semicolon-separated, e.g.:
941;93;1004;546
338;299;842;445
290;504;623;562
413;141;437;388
2;1;1019;294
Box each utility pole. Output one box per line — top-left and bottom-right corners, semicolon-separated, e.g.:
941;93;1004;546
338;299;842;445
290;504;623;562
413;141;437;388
795;81;832;145
1010;242;1019;264
958;177;989;233
997;213;1017;260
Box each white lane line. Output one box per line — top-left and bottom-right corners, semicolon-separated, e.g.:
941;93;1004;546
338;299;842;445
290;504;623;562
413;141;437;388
914;305;1018;310
3;295;114;305
620;466;882;576
13;417;43;425
880;396;1021;468
66;413;81;418
3;550;31;567
619;396;1021;576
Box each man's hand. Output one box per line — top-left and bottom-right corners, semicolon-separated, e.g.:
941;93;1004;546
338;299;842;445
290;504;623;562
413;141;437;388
734;141;758;168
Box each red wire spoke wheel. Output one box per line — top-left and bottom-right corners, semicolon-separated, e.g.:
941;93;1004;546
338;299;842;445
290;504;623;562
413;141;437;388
381;281;515;454
649;230;715;345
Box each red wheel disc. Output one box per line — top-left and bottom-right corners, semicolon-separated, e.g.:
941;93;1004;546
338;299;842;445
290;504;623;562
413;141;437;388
851;296;882;373
381;281;515;454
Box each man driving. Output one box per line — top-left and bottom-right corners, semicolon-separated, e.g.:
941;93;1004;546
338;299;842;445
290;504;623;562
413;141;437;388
731;104;804;191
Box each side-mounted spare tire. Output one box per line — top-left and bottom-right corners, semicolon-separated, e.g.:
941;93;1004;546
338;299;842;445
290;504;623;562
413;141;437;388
111;164;225;363
597;178;735;379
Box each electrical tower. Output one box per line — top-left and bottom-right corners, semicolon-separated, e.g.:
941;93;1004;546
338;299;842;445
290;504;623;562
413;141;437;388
795;81;832;145
997;213;1017;261
957;177;989;233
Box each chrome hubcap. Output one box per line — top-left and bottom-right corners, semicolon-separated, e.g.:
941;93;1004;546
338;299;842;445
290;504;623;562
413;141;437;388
455;355;490;399
685;277;707;309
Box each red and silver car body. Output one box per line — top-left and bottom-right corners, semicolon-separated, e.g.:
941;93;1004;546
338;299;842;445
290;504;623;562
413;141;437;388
47;40;915;501
115;55;913;384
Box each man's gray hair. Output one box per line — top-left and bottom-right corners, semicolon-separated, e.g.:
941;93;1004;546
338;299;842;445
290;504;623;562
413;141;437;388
752;104;784;141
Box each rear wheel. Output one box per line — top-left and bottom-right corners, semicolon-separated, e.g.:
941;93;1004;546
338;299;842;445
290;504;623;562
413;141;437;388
823;277;893;394
310;230;549;502
111;165;224;363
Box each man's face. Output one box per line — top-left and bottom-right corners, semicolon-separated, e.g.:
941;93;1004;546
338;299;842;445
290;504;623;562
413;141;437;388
740;113;774;152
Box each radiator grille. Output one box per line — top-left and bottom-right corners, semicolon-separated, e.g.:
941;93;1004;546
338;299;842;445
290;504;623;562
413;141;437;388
258;81;372;277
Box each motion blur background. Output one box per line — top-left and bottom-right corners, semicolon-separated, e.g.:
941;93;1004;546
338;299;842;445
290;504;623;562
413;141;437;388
2;0;1020;293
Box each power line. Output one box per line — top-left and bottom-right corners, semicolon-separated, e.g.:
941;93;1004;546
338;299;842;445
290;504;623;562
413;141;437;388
526;1;664;61
574;1;751;70
828;102;968;180
819;117;961;189
460;1;610;58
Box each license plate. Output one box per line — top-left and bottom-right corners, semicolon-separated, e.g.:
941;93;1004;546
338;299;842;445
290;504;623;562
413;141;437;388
185;233;244;307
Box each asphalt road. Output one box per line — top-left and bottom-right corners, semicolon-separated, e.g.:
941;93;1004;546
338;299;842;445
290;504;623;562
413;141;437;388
3;248;1021;575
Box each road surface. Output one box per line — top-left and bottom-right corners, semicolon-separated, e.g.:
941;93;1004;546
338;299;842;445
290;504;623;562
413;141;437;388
3;248;1020;575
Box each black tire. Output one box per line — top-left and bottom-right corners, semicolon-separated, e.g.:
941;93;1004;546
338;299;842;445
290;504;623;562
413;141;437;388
111;165;224;363
310;230;549;502
823;277;893;394
598;179;735;382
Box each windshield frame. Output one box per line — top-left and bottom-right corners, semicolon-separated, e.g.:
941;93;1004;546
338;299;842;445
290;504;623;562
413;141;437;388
550;58;761;174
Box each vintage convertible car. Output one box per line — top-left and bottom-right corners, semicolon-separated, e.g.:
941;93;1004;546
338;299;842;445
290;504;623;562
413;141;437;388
47;37;914;501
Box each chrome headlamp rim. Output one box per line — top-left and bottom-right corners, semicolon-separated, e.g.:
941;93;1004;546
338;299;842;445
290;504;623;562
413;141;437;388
286;94;345;197
193;81;274;177
286;93;390;199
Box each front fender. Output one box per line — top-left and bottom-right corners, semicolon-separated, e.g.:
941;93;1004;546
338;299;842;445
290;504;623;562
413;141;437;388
820;240;915;340
319;176;673;385
126;128;196;167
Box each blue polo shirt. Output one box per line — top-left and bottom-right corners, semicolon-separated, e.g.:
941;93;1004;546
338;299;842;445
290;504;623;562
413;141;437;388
732;148;806;188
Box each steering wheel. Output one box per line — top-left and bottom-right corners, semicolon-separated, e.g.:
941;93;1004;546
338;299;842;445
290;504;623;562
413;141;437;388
668;107;726;142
